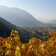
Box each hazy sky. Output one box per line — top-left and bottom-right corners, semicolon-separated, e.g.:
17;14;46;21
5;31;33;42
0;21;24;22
0;0;56;22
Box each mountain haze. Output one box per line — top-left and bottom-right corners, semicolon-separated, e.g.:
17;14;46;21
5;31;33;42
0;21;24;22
48;20;56;24
0;6;43;27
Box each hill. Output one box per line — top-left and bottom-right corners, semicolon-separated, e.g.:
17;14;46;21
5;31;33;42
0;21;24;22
0;17;32;42
0;6;43;27
0;17;16;37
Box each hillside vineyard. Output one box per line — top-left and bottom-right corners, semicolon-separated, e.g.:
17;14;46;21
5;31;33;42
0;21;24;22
0;29;56;56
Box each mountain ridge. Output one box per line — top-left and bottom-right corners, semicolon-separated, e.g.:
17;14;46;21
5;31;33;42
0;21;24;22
0;17;32;42
0;6;43;27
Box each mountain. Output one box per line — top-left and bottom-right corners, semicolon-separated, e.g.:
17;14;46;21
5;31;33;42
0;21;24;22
0;6;43;27
0;17;16;37
44;20;56;27
0;17;32;42
48;20;56;24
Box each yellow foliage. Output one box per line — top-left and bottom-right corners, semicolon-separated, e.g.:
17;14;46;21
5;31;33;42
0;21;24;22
5;42;11;48
15;46;21;56
0;30;56;56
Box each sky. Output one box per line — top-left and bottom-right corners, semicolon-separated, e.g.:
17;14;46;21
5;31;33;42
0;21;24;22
0;0;56;23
